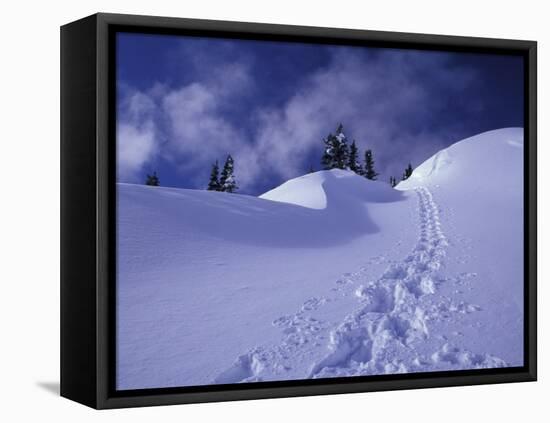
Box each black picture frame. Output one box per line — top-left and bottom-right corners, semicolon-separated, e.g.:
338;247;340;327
60;12;537;409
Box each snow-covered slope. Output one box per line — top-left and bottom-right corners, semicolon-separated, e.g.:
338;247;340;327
117;128;524;389
117;169;415;389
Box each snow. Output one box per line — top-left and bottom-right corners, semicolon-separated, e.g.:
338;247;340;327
260;171;329;209
117;127;524;389
260;169;401;210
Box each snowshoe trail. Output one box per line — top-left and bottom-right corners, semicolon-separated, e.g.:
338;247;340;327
213;187;506;384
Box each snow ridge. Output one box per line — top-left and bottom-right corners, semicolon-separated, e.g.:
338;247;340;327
213;187;507;385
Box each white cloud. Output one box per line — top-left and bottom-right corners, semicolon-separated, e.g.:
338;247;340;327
117;121;157;182
116;90;159;182
158;62;255;187
117;48;479;190
116;60;257;187
162;83;239;160
250;49;477;183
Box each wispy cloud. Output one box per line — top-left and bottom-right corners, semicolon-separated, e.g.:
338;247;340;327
252;48;479;183
117;46;482;190
116;90;159;182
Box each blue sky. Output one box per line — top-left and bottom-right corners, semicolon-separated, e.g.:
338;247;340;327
116;32;524;195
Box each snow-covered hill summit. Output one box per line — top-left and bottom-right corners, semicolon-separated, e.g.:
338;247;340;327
398;127;523;194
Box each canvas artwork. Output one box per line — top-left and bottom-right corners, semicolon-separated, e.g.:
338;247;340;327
115;32;524;390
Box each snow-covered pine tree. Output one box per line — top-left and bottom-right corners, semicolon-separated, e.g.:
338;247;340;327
348;140;361;174
402;163;413;181
321;124;349;170
219;154;238;193
207;160;221;191
321;134;334;170
145;171;160;186
363;149;378;180
334;124;349;169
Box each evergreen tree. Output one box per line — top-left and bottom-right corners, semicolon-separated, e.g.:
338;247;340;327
363;149;378;180
320;134;333;170
348;140;361;174
321;123;349;170
402;163;414;181
219;154;238;193
334;124;349;169
145;171;160;186
389;176;397;188
207;160;221;191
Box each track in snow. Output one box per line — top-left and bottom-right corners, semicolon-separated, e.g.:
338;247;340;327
213;187;506;384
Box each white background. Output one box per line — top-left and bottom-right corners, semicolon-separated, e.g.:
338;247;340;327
1;0;546;421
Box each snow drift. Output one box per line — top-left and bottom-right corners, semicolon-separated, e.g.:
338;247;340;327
117;128;524;390
260;169;402;209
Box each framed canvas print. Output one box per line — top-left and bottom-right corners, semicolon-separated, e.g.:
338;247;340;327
60;13;537;409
